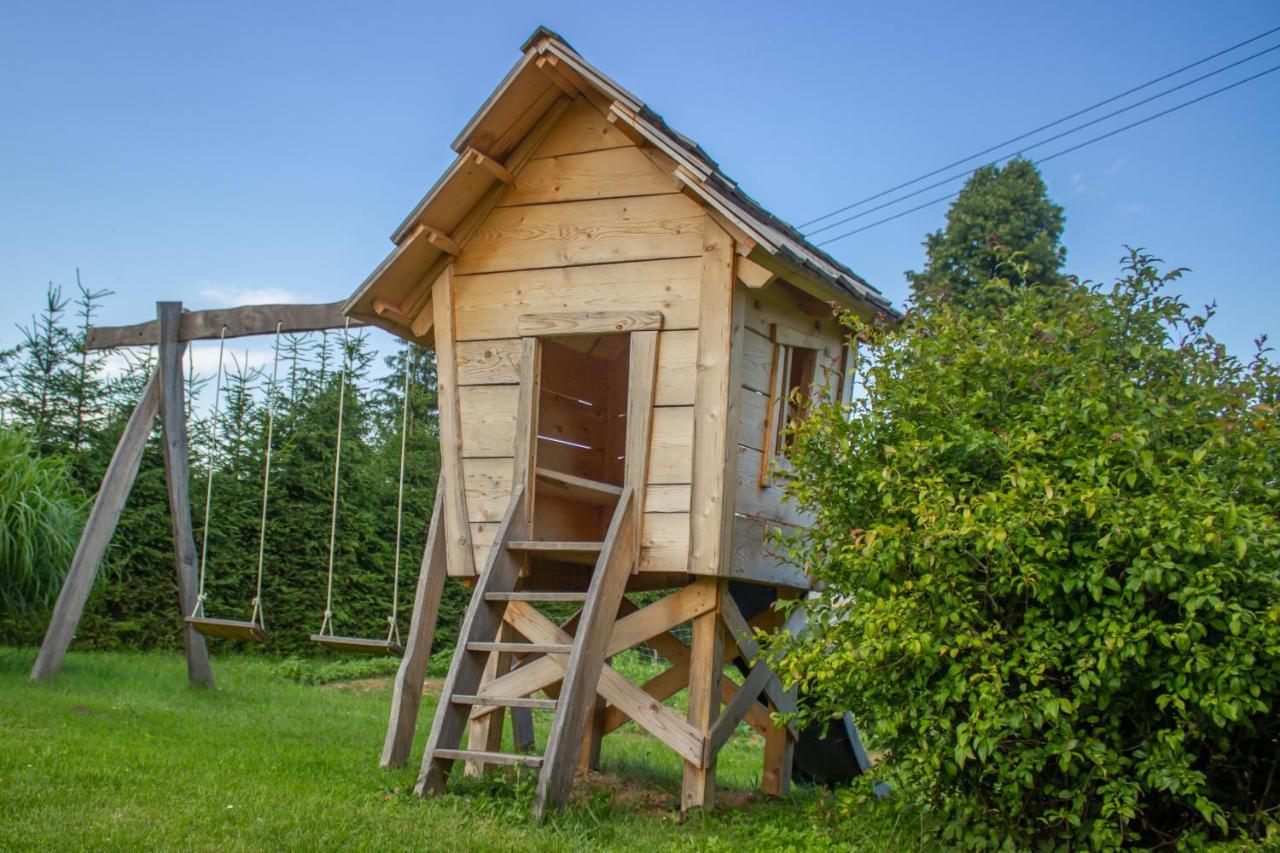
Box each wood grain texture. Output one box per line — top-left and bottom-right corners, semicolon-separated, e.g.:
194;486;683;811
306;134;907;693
625;330;659;569
644;484;691;514
517;310;662;337
455;339;523;385
381;485;448;767
528;96;632;159
647;406;694;485
432;268;478;578
86;301;357;350
454;194;703;276
502;596;705;772
735;446;813;527
477;583;716;717
463;458;514;522
689;219;742;576
653;330;697;406
453;257;700;341
638;512;690;573
499;146;677;207
457;385;519;458
740;327;776;395
157;303;214;688
30;370;161;681
682;578;724;810
730;515;809;589
737;387;769;453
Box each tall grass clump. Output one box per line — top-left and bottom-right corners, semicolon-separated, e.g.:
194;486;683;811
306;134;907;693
0;426;84;611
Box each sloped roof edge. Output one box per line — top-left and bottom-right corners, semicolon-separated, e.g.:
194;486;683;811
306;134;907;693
347;26;898;324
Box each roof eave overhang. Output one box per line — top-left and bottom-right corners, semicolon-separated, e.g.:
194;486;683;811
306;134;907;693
345;27;898;334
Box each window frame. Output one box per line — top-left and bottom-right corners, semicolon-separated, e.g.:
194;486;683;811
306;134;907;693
757;324;824;487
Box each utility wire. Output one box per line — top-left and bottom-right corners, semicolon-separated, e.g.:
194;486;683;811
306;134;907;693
805;42;1280;237
798;24;1280;231
816;62;1280;246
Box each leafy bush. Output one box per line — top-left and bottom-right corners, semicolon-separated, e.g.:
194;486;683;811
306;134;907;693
768;251;1280;847
0;427;84;611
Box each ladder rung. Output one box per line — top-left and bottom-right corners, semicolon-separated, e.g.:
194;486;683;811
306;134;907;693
506;540;603;566
467;641;572;655
535;467;623;506
484;591;589;603
452;694;558;710
434;748;543;769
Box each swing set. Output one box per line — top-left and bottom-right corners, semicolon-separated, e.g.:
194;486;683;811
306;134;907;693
30;300;418;687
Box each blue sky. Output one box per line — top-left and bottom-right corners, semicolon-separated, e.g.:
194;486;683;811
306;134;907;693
2;1;1277;372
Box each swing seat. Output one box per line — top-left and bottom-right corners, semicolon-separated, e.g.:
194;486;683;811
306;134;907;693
309;634;405;656
186;616;270;643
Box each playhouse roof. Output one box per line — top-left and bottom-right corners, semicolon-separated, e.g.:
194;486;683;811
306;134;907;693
345;26;895;337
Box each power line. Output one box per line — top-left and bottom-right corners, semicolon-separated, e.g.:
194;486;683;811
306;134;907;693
815;62;1280;246
798;24;1280;231
805;41;1280;237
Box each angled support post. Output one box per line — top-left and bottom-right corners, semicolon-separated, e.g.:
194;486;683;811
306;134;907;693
30;371;162;681
381;483;448;767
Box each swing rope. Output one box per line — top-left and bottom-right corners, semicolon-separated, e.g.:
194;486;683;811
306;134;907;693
386;347;414;647
191;326;228;620
250;322;284;629
319;319;351;637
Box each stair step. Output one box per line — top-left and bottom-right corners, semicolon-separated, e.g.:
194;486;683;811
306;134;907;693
535;467;623;506
506;540;603;566
467;641;572;655
484;591;589;603
452;694;559;710
434;748;543;769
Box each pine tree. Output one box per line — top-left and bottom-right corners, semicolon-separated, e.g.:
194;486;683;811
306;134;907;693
908;158;1067;308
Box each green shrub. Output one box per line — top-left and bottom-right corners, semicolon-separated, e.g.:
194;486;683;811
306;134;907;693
767;251;1280;848
0;427;84;611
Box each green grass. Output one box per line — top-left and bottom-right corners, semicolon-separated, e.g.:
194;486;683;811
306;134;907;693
0;646;914;851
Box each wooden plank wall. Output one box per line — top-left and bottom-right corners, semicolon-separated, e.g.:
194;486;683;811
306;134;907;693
731;282;846;587
449;98;702;574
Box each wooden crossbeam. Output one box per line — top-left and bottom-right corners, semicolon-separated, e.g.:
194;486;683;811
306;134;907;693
720;595;801;719
472;583;716;714
600;624;772;737
85;301;359;350
503;600;705;769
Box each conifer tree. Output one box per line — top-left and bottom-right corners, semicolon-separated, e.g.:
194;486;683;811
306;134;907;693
908;158;1067;308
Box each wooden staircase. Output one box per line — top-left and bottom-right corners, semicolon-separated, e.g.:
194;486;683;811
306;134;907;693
414;481;637;819
413;329;658;819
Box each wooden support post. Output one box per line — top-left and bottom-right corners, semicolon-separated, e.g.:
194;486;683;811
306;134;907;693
30;371;162;682
762;716;795;797
682;578;724;812
690;218;742;575
157;302;214;689
381;484;448;768
432;267;476;578
577;696;605;773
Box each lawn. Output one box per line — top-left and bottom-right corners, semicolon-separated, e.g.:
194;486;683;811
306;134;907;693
0;647;911;851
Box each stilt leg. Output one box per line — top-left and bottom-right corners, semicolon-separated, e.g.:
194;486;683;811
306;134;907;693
682;578;724;812
381;485;447;768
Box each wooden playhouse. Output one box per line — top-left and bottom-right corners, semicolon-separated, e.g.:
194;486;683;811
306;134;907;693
346;26;894;818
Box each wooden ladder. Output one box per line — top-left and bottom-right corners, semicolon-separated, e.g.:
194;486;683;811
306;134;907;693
415;329;657;819
414;482;637;818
